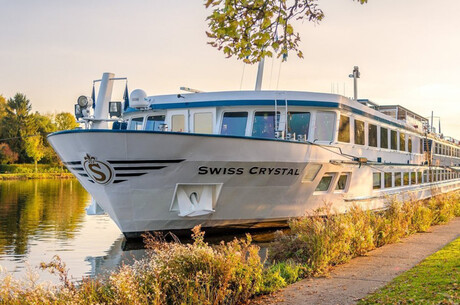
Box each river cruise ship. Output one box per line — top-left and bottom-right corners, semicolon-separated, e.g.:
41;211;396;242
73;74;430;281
48;72;460;238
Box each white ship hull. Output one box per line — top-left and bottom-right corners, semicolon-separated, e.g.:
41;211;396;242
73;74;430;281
48;130;460;238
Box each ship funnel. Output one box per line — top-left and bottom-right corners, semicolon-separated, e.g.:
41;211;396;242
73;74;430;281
255;58;265;91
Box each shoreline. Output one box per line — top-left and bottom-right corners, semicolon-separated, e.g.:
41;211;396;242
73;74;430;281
0;173;75;180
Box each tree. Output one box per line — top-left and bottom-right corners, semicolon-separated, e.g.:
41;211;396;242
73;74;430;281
55;112;79;131
24;135;45;173
205;0;367;63
0;95;7;119
0;93;34;162
0;143;18;164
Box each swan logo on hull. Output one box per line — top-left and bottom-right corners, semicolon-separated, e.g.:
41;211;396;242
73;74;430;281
83;154;114;185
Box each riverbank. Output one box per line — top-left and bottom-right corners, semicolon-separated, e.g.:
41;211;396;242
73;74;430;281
0;164;72;180
0;172;74;180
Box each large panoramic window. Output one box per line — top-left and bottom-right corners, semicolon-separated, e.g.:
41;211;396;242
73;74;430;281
391;130;398;150
145;115;166;131
194;112;213;134
221;112;248;136
399;133;406;151
368;124;377;147
354;119;365;145
380;127;388;149
171;115;185;132
288;112;310;138
337;115;350;143
314;112;336;142
252;111;279;138
129;117;144;130
373;172;381;190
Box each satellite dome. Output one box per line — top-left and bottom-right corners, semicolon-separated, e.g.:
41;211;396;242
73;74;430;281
129;89;149;108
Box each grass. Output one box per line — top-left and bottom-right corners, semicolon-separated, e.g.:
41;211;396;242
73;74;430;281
358;237;460;305
0;191;459;304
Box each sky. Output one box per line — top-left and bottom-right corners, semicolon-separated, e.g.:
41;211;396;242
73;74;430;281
1;0;459;138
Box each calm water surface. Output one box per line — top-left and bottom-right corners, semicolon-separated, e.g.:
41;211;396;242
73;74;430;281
0;179;144;282
0;179;277;283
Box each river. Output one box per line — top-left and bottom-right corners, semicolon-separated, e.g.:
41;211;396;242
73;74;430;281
0;179;144;283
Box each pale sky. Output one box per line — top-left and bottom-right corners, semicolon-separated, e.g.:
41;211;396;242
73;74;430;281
1;0;459;138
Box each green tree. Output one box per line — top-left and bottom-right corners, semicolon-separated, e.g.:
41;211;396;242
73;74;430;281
0;93;34;162
24;135;45;172
205;0;367;63
0;95;7;119
32;112;59;164
55;112;79;131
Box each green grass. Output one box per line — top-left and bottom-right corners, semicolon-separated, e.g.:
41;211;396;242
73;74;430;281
359;237;460;305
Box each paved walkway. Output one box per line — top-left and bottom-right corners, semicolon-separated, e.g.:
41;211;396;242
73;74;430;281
255;217;460;305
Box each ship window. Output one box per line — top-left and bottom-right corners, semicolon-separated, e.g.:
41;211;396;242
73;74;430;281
129;117;144;130
384;172;392;188
399;133;406;151
145;115;166;131
368;124;377;147
373;172;381;190
380;127;388;149
221;112;248;136
337;115;350;143
171;115;185;132
424;170;429;183
354;119;365;145
314;112;336;142
403;172;409;185
302;164;322;183
418;171;422;184
288;112;310;139
252;111;279;138
395;172;402;186
194;112;213;134
335;173;349;191
408;137;412;153
391;130;398;150
411;172;416;184
315;174;333;192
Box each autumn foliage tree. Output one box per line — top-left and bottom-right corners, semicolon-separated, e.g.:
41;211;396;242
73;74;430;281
205;0;368;63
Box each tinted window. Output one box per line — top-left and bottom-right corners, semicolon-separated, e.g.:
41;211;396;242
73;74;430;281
395;172;402;186
252;111;278;138
315;175;333;192
408;137;412;153
145;115;166;131
391;130;398;150
335;174;348;190
288;112;310;138
338;115;350;143
354;119;365;145
417;172;422;184
368;124;377;147
380;127;388;149
221;112;248;136
384;172;392;188
129;117;144;130
314;112;336;142
411;172;416;184
399;133;406;151
373;173;381;189
403;172;409;185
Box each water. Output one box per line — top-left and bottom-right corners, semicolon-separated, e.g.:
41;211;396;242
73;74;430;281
0;179;143;283
0;179;280;283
